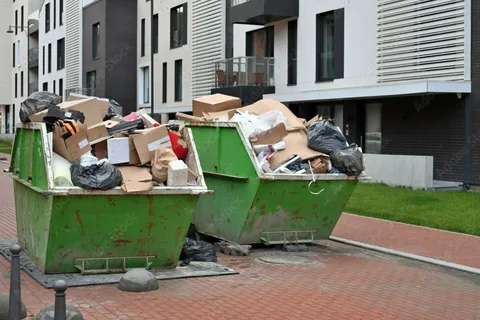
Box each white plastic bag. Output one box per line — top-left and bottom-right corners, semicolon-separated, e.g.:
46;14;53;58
253;141;286;155
52;152;73;187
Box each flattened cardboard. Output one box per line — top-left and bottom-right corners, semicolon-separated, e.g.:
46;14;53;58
238;99;305;131
192;94;241;117
204;109;237;121
118;166;153;193
305;115;320;129
269;129;328;170
188;167;198;181
250;123;288;145
30;98;109;127
52;124;91;162
175;113;207;122
94;140;108;159
132;126;172;164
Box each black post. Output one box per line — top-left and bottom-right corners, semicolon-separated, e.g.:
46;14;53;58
53;280;68;320
150;0;155;118
8;244;22;320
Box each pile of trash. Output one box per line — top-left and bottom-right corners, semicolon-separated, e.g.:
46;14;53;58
177;94;365;176
20;91;199;192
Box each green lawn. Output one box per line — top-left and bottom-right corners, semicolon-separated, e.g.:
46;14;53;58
345;183;480;236
0;140;12;155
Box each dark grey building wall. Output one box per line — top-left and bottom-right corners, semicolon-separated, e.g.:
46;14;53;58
470;0;480;185
105;0;137;115
82;0;137;115
381;94;465;182
83;0;106;97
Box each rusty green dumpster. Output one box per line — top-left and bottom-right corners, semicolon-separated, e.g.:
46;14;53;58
187;122;361;245
9;123;211;274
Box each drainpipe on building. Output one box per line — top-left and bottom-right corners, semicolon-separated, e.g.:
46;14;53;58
464;93;471;190
150;0;155;118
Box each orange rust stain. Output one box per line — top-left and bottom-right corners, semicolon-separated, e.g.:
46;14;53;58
146;222;154;237
107;197;116;207
75;210;85;235
175;226;184;244
148;196;154;216
322;216;328;221
113;239;132;247
59;245;64;249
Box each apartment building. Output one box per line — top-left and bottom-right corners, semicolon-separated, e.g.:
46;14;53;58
82;0;137;114
0;1;13;134
137;0;225;122
38;0;66;98
218;0;478;186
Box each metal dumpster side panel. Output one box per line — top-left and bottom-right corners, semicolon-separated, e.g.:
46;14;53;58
237;179;359;244
189;125;261;242
10;126;50;191
43;194;198;273
13;181;53;271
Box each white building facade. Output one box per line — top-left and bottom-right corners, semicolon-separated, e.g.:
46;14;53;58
137;0;225;121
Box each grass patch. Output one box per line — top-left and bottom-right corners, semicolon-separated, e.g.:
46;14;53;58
0;140;12;155
345;183;480;236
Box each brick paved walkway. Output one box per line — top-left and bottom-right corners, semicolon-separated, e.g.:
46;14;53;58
1;153;480;319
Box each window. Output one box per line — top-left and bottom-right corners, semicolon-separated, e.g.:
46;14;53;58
174;59;182;102
141;19;145;57
59;0;63;25
86;71;96;96
53;0;56;29
153;14;159;54
162;62;167;103
14;73;17;98
21;6;24;32
45;3;50;33
53;80;56;94
20;72;23;97
16;40;21;67
59;78;63;98
12;105;15;133
43;82;48;91
141;66;150;104
316;9;344;81
246;26;274;57
365;103;382;154
57;38;65;70
48;43;52;73
42;46;45;74
287;20;298;85
15;10;17;35
12;43;15;68
92;23;100;59
170;4;187;49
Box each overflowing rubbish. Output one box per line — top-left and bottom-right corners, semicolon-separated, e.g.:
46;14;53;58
21;92;200;191
177;93;366;177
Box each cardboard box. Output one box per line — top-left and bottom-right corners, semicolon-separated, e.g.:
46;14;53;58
250;123;288;145
132;126;172;164
107;137;130;164
192;94;241;117
30;98;109;127
305;115;319;129
52;124;91;162
118;166;153;193
87;122;110;144
176;113;207;122
203;109;237;121
269;129;328;170
238;99;305;131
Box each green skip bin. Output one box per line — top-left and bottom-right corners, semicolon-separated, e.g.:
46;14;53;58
188;122;362;245
9;123;211;274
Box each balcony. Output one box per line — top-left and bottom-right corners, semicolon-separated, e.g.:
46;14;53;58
230;0;298;25
29;48;39;68
28;83;38;95
211;56;275;105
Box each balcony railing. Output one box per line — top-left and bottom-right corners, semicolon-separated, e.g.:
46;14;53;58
28;48;39;68
214;56;275;89
28;83;38;95
231;0;250;6
65;88;97;98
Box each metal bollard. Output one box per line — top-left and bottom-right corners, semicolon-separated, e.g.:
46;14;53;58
8;244;22;320
53;280;68;320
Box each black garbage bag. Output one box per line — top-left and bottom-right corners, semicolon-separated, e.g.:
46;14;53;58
307;119;348;154
330;145;364;176
70;161;123;190
180;238;217;263
104;100;124;121
20;91;63;123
